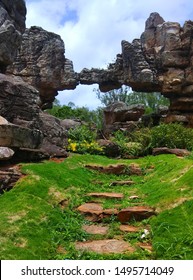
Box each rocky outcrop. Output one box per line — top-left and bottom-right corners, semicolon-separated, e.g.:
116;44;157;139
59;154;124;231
7;26;78;108
0;0;26;70
0;1;69;160
103;102;144;136
0;73;67;160
8;10;193;128
78;13;193;127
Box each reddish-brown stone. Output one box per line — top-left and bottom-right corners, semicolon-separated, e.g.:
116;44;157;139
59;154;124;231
87;192;124;199
75;239;135;254
82;225;109;235
119;225;141;233
110;180;135;186
118;206;156;223
85;164;126;175
77;203;103;215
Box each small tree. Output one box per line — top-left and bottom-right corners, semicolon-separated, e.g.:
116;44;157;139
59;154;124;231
95;86;169;113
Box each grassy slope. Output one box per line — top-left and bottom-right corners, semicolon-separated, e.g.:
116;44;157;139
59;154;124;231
0;154;193;260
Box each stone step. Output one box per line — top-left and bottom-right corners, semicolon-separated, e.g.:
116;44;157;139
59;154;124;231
109;180;135;186
75;239;135;254
85;163;142;176
87;192;124;199
82;224;109;235
119;225;141;233
77;203;118;222
118;206;156;223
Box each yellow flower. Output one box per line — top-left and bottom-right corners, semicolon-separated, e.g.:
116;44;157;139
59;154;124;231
69;142;77;152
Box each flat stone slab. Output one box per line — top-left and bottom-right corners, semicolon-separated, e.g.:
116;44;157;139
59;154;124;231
85;164;127;175
119;225;141;233
82;225;109;235
77;203;118;222
118;206;156;223
75;239;135;254
85;163;142;176
87;192;124;199
77;203;103;215
110;180;135;186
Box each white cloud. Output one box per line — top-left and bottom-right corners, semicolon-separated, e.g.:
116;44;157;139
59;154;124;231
25;0;193;109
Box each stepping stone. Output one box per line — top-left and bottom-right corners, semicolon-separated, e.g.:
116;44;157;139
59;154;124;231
85;164;127;175
75;239;135;254
137;242;153;253
110;180;134;186
128;163;142;175
119;225;141;233
77;203;118;222
82;225;109;235
77;203;103;222
87;192;124;199
85;163;142;176
77;203;103;214
118;206;156;223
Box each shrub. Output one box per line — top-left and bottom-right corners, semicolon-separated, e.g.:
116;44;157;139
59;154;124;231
150;123;193;150
68;125;96;143
67;125;103;155
111;131;146;157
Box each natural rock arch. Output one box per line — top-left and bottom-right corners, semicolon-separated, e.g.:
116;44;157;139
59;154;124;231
1;1;193;161
7;12;193;126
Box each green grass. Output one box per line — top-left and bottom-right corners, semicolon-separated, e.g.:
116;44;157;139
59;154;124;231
0;153;193;259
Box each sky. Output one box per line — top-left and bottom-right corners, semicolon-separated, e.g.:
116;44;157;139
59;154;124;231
25;0;193;109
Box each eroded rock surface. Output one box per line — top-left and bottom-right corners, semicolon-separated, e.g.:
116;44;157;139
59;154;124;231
7;26;77;108
0;0;26;69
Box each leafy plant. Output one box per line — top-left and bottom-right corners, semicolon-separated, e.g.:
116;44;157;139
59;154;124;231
67;125;103;155
150;123;193;150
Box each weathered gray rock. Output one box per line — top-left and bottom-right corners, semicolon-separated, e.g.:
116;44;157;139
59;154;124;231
0;124;42;149
103;102;144;136
152;147;191;157
7;26;77;107
0;0;26;69
0;147;14;160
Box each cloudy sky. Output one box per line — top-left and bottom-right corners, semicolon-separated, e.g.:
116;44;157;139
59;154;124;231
25;0;193;109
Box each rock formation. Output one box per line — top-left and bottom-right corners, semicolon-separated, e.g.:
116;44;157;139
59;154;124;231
0;0;26;70
1;0;193;161
0;0;68;160
79;13;193;127
103;102;145;136
7;26;77;108
9;11;193;126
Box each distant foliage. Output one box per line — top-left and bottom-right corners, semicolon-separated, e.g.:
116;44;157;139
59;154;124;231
47;100;103;129
95;86;169;113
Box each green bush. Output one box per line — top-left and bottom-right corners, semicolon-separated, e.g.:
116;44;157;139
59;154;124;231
150;123;193;150
68;125;96;143
67;125;103;155
111;131;146;157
